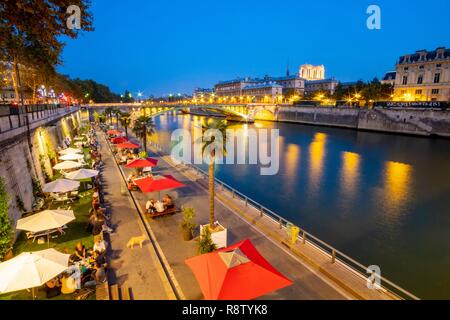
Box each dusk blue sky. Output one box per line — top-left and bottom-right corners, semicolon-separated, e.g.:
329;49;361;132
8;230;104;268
59;0;450;97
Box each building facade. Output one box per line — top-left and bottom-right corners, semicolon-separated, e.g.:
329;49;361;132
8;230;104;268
394;47;450;101
193;88;214;99
242;82;283;103
304;78;339;95
381;71;396;86
299;64;325;81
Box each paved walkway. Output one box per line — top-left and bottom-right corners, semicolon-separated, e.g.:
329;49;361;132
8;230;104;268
97;131;174;300
118;136;349;300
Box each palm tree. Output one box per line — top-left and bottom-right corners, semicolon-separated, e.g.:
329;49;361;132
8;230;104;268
132;116;155;152
112;108;121;129
201;118;228;228
104;107;114;126
119;112;132;138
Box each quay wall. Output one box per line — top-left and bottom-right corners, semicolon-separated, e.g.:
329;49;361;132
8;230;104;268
0;106;84;232
276;106;450;137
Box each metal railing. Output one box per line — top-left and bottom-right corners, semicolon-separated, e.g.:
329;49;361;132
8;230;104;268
148;140;420;300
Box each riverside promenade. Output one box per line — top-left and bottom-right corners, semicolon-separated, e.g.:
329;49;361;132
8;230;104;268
98;128;407;300
97;131;175;300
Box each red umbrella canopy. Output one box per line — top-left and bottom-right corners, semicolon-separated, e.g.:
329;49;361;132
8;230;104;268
125;158;158;168
112;137;129;144
107;129;122;135
185;239;293;300
116;142;140;149
134;175;185;193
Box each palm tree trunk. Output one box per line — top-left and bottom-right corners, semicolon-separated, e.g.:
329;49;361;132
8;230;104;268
125;126;128;138
209;161;215;228
143;132;147;152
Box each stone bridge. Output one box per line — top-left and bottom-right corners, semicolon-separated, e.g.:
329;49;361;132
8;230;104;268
83;103;280;122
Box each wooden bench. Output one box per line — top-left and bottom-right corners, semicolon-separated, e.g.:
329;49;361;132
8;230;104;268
95;282;110;300
109;284;120;300
146;207;178;219
121;286;131;300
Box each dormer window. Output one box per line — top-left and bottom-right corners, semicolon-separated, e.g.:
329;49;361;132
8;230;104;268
436;64;442;68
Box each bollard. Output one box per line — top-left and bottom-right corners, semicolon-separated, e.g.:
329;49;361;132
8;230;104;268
302;231;307;244
331;249;336;264
279;217;283;229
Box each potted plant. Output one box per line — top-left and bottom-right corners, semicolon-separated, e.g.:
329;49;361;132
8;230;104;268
198;227;217;254
180;207;197;241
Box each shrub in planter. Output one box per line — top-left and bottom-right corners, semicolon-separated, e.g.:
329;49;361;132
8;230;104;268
198;227;217;254
180;207;196;241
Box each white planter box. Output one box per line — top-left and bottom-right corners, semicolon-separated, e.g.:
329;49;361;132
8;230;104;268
200;223;228;249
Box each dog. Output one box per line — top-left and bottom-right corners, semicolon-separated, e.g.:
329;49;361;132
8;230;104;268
126;235;146;249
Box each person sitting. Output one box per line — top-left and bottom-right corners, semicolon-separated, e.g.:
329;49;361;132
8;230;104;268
93;238;107;254
154;200;165;213
84;262;107;287
44;277;62;299
145;199;156;214
61;273;77;295
92;250;107;269
73;242;86;262
162;194;174;209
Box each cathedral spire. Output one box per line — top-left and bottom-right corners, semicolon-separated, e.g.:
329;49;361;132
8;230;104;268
286;58;290;77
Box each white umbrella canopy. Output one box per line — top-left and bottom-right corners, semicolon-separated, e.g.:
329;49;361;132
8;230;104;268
58;148;82;155
59;153;85;161
53;161;83;170
65;169;99;180
16;210;75;233
0;249;70;294
42;179;80;193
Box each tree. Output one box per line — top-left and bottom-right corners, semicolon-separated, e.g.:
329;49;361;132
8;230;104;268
104;107;114;126
112;108;121;129
122;90;135;103
0;0;94;102
0;177;13;260
201;118;228;228
119;112;132;138
132;116;155;152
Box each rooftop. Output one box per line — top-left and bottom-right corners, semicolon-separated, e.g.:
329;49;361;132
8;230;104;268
398;47;450;64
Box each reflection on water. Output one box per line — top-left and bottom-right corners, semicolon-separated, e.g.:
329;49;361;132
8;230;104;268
285;144;301;178
308;133;327;198
382;161;413;222
340;152;361;203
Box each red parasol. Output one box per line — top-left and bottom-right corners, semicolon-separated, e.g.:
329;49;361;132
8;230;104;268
116;142;140;149
112;137;129;144
107;129;122;135
125;158;158;168
185;239;293;300
134;175;185;193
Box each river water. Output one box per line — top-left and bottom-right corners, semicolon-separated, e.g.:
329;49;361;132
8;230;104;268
148;112;450;299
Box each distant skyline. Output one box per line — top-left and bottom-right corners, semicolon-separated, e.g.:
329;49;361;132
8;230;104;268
58;0;450;97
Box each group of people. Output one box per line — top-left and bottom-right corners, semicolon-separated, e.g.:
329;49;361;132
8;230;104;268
145;194;174;214
88;131;104;171
45;238;108;299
